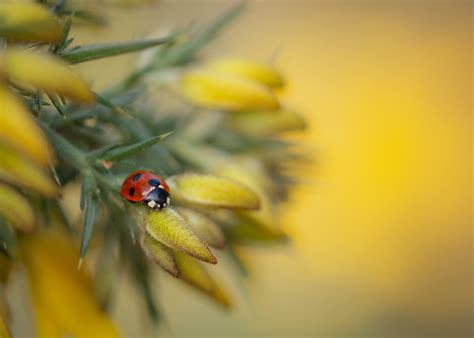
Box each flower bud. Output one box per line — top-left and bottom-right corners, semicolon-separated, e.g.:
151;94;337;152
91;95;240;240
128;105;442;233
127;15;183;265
228;109;306;136
180;70;278;111
0;183;34;233
141;232;179;277
0;49;93;103
174;252;232;308
177;207;225;249
144;207;217;264
0;86;52;165
207;59;284;88
168;174;260;210
0;3;61;42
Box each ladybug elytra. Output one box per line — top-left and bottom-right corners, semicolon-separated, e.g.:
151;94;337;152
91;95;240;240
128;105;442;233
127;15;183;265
120;170;171;210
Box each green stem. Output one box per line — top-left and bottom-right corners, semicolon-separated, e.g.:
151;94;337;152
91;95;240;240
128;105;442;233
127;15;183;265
40;121;89;170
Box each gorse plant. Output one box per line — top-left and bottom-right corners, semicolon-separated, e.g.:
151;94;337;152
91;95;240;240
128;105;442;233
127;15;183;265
0;1;306;336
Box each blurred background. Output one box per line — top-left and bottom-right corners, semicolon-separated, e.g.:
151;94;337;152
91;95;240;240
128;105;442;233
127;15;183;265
72;1;471;336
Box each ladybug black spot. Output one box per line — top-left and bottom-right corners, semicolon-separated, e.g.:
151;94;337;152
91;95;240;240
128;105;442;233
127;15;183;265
148;178;160;187
129;187;135;196
132;173;142;182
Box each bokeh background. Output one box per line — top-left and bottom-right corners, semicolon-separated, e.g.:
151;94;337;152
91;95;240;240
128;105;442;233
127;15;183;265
73;1;471;336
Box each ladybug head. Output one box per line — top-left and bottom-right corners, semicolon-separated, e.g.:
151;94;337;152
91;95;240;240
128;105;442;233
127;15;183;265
143;187;171;209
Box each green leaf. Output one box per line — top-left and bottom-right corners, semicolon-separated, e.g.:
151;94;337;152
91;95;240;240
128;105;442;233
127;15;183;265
140;274;160;323
80;172;96;210
59;37;74;51
144;207;217;264
79;193;97;260
36;90;43;113
49;87;145;127
40;122;89;169
118;2;246;89
127;241;161;322
160;2;246;66
86;143;121;161
59;36;175;64
47;93;65;117
141;233;179;277
99;132;172;161
0;217;17;258
94;92;128;115
56;17;72;51
168;174;260;210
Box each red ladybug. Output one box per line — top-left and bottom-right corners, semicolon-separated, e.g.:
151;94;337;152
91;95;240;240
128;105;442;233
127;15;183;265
120;170;171;210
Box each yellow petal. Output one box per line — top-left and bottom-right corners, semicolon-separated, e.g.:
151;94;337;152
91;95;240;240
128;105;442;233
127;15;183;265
33;299;62;338
168;174;260;210
0;49;93;103
228;109;306;136
212;283;232;309
0;86;52;165
175;252;232;308
0;183;34;233
0;3;61;42
207;59;284;88
144;207;217;264
180;70;279;111
0;314;11;338
177;207;225;249
213;159;283;236
21;231;119;338
174;252;214;293
141;232;179;277
0;142;58;197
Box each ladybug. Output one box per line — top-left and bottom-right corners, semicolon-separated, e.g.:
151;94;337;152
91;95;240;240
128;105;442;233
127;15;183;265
120;170;171;210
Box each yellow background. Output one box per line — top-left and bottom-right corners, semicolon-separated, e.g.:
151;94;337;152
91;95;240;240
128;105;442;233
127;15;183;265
74;1;472;336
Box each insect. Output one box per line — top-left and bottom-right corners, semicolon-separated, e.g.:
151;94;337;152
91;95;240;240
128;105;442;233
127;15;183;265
120;170;171;210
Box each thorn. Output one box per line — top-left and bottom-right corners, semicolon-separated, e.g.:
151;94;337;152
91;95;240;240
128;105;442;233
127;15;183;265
77;257;83;270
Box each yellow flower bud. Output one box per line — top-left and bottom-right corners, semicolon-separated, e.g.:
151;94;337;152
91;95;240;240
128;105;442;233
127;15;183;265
144;207;217;264
21;231;119;338
0;3;61;42
0;86;52;165
228;109;306;136
174;252;232;308
180;70;279;111
0;142;58;197
168;174;260;210
174;252;214;294
207;59;284;88
0;314;10;338
177;207;226;249
141;232;179;277
0;49;93;103
0;183;34;233
214;159;284;238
